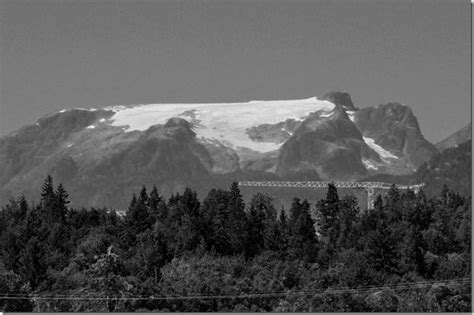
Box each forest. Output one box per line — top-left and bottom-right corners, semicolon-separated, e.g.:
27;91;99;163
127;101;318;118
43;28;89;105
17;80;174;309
0;175;471;312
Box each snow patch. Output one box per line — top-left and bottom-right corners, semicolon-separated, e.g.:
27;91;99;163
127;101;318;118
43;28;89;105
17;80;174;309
99;118;106;123
70;108;98;112
363;137;398;161
319;110;334;118
346;111;355;122
281;128;293;136
107;97;335;153
86;125;95;129
59;109;66;113
362;158;378;170
67;144;73;148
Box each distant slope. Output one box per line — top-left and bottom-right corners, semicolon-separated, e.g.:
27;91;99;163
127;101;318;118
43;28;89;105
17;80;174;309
415;140;471;197
435;122;471;151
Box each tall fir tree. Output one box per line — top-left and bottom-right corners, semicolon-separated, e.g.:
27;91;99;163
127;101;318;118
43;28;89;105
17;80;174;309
227;182;247;254
317;183;340;243
244;193;272;259
40;175;56;221
54;183;70;223
289;199;317;262
149;185;167;223
126;187;152;234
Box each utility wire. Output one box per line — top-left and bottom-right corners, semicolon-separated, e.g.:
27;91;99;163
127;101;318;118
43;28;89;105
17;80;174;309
0;278;469;301
1;278;470;298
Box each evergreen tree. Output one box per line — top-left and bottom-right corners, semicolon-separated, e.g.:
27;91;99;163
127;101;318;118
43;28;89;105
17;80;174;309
317;183;340;243
181;188;200;217
289;197;303;223
171;188;202;254
366;222;399;274
149;185;167;223
126;187;152;233
1;226;23;272
201;189;231;253
19;237;47;289
227;182;247;254
336;194;359;249
244;194;271;259
245;204;265;259
53;183;70;222
40;175;55;207
289;199;317;262
212;214;232;255
385;185;402;223
40;175;57;221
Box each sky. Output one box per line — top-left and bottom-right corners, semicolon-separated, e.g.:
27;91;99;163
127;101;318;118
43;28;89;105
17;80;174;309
0;0;471;143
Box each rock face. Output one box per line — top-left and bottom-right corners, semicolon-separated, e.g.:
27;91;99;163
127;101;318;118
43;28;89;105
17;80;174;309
275;106;378;180
0;92;440;208
352;103;439;170
435;122;471;152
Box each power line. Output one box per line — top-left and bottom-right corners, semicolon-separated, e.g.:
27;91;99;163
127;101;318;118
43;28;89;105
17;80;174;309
0;278;469;301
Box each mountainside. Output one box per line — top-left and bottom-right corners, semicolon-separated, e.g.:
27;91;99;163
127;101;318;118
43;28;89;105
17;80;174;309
435;122;471;152
352;102;439;171
0;92;440;208
415;139;471;197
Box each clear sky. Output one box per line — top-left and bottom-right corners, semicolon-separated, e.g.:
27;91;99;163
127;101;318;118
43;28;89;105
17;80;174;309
0;0;471;143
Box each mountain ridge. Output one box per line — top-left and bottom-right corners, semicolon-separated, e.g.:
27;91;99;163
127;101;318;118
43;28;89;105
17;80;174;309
0;91;441;208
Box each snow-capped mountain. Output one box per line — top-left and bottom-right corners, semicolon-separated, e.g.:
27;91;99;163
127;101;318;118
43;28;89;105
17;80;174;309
0;91;439;208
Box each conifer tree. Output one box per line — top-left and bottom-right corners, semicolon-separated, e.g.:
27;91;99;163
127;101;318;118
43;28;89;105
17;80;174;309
54;183;69;222
181;187;200;218
126;187;152;233
40;175;55;206
149;185;166;223
244;203;265;259
366;222;398;274
227;182;247;253
212;214;232;255
148;186;161;213
336;194;359;249
317;183;340;243
289;199;317;262
40;175;56;221
19;237;46;289
277;209;289;254
289;197;303;223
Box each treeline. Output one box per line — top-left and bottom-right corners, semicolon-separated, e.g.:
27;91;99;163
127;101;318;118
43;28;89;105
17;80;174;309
0;176;471;312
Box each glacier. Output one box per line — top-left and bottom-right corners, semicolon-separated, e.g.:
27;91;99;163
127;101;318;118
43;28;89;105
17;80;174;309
105;97;335;153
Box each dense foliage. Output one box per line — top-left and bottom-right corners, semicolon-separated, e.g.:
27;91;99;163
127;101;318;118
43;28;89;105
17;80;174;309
0;176;471;311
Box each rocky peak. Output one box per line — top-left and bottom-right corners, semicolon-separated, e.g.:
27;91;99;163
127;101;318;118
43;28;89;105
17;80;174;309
164;117;192;129
321;91;356;110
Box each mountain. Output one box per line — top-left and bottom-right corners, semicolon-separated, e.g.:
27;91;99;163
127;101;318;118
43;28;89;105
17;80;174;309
0;92;439;208
435;122;471;151
351;102;439;172
415;139;471;196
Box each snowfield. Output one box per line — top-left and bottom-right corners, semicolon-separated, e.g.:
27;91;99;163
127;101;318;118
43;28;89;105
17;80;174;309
363;137;398;161
105;97;335;152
